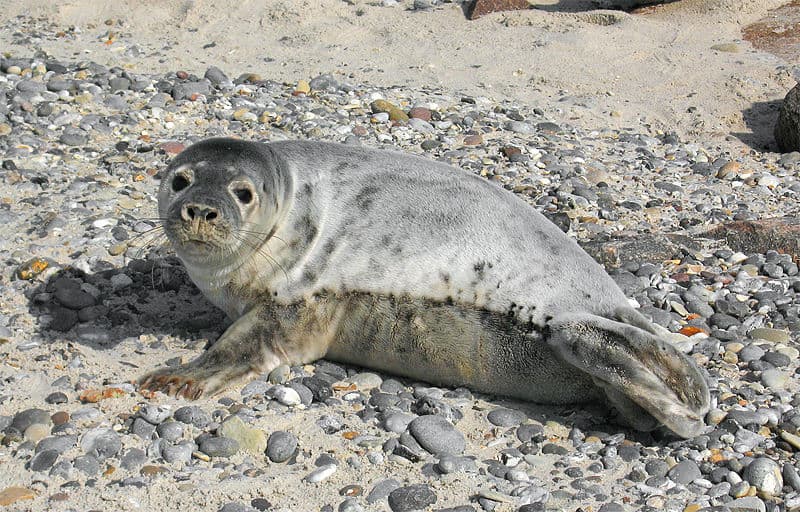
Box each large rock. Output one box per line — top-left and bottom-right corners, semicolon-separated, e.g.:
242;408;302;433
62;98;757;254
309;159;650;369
776;84;800;152
705;217;800;261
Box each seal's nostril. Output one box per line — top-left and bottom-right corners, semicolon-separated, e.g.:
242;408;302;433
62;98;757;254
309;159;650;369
206;211;218;221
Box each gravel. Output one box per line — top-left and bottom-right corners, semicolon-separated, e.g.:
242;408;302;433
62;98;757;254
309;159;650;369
0;48;798;512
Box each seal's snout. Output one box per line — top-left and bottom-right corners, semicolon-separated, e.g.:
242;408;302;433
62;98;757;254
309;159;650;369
181;203;220;224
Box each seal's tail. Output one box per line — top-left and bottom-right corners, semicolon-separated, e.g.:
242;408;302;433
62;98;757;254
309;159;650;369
546;307;710;438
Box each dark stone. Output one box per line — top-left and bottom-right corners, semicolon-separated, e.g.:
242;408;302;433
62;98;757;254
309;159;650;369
705;217;800;261
467;0;531;20
776;84;800;152
387;484;437;512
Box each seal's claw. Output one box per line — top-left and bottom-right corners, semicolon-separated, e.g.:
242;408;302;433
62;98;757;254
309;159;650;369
139;368;207;399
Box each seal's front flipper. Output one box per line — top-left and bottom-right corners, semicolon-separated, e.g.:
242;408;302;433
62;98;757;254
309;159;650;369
139;305;284;399
547;311;710;438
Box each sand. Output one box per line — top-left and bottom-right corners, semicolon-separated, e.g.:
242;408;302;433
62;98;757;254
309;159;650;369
0;0;796;147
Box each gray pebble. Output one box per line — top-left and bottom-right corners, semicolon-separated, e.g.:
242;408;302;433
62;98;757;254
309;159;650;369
172;80;211;100
266;430;297;463
667;459;701;485
644;459;668;477
73;454;100;476
783;463;800;492
241;379;270;397
486;408;526;427
59;129;88;147
338;498;363;512
267;364;291;384
45;392;68;404
139;404;171;424
80;427;121;460
131;417;157;439
408;415;465;455
383;412;416;434
218;503;256;512
367;478;402;504
200;436;240;457
161;441;194;464
28;449;59;472
725;496;766;512
120;448;147;471
436;454;477;474
35;435;77;454
8;408;52;434
388;484;437;512
173;405;211;428
204;66;230;85
156;421;184;442
743;457;782;497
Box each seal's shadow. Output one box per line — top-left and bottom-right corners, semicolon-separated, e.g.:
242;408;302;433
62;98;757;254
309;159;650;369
732;99;782;151
26;254;228;351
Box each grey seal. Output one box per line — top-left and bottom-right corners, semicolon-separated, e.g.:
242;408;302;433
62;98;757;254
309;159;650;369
140;137;710;438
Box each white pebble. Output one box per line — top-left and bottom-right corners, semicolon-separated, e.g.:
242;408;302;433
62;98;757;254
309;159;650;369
273;386;301;406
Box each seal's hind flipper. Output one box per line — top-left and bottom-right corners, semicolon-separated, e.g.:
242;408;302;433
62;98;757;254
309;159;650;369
547;311;710;438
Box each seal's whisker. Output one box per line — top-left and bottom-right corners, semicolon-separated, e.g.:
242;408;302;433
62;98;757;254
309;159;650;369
240;222;290;249
233;231;289;282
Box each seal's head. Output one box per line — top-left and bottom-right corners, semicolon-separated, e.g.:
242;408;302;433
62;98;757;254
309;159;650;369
158;138;288;268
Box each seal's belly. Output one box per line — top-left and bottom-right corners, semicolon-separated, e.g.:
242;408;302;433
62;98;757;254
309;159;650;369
322;292;599;404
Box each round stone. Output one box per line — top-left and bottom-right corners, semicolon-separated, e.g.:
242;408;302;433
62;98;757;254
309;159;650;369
161;442;194;464
266;430;297;463
272;385;302;406
387;484;437;512
199;437;240;458
173;406;211;428
383;412;415;434
667;459;701;485
45;392;68;404
743;457;782;497
487;408;526;427
156;421;184;443
304;464;337;483
28;449;58;472
139;404;171;424
23;423;50;443
408;415;465;455
80;427;121;460
218;416;267;454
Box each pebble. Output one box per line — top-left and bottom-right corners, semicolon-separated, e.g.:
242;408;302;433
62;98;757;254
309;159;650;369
266;430;297;463
304;463;337;483
668;459;702;485
155;421;184;443
387;484;437;512
217;416;267;454
173;406;211;428
199;437;240;458
366;478;402;504
0;487;36;506
272;385;302;406
28;449;59;472
408;415;465;455
80;427;121;460
161;442;194;464
743;457;782;497
486;408;526;427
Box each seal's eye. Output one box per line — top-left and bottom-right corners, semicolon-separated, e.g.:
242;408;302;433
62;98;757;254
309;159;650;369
234;188;253;204
172;175;190;192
